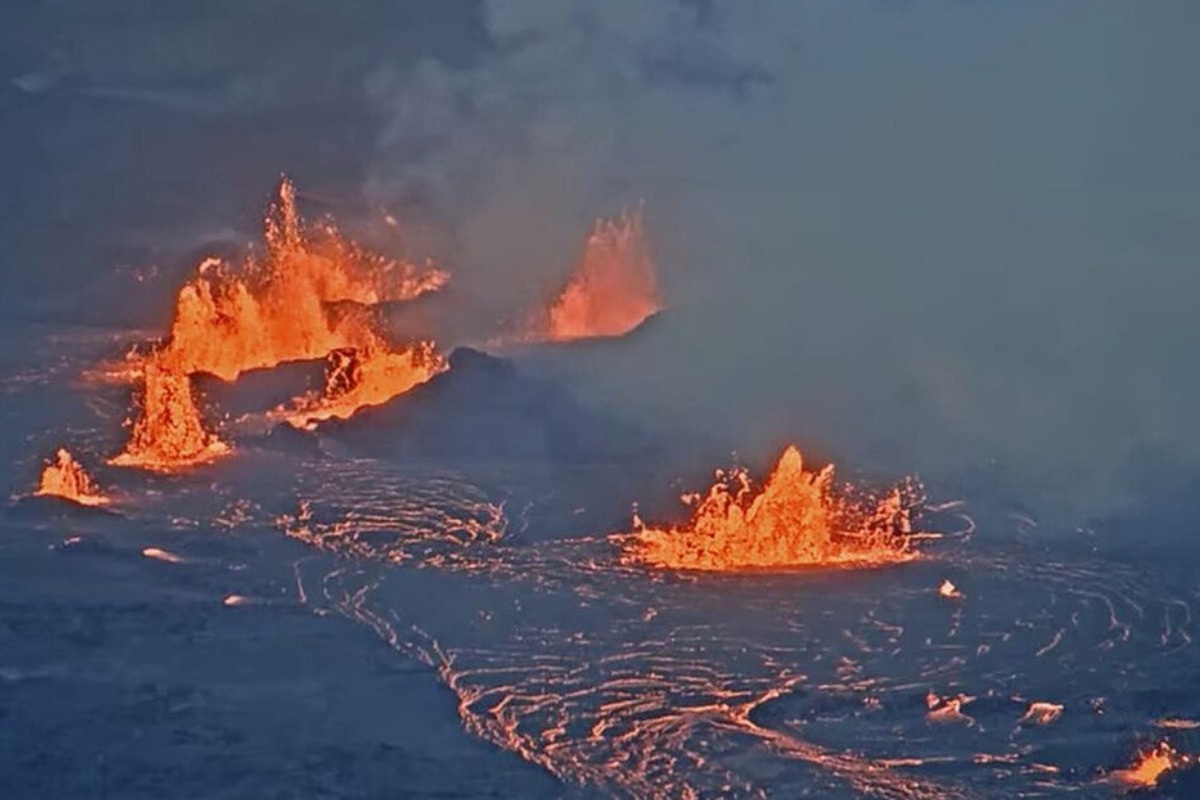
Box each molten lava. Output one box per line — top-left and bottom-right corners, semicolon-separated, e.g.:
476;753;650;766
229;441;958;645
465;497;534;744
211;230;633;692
110;357;229;470
529;208;661;342
159;178;446;381
278;340;444;428
938;579;963;600
626;445;920;571
1019;701;1064;726
1110;742;1185;788
34;449;109;506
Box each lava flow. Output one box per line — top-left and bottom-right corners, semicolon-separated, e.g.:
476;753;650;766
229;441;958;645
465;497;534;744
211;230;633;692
527;208;661;342
159;178;447;381
276;341;444;428
625;445;920;571
34;449;109;506
1109;741;1187;789
110;357;229;470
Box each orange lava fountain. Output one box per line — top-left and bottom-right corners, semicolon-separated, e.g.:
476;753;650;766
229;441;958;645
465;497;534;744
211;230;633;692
625;445;921;571
529;208;661;341
160;178;447;381
35;449;109;506
1110;742;1186;788
110;357;229;470
277;341;444;428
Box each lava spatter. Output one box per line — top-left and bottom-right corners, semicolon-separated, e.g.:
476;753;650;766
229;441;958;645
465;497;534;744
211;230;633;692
625;445;921;571
34;449;109;506
275;340;444;428
1109;741;1187;788
160;178;447;382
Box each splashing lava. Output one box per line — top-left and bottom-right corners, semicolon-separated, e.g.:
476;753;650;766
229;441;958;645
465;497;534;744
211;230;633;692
529;208;661;342
110;358;228;470
161;178;446;381
35;449;109;506
626;445;921;571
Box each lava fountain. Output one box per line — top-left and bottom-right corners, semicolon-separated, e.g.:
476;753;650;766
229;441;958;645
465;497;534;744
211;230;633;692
276;340;444;428
625;445;922;571
527;207;662;342
110;357;229;470
34;449;110;506
160;178;447;381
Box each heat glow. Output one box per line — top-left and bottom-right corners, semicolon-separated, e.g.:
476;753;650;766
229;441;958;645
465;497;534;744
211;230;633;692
626;445;920;571
110;358;229;470
529;208;661;341
1110;742;1185;788
101;179;448;460
34;449;109;506
277;342;444;428
160;178;446;381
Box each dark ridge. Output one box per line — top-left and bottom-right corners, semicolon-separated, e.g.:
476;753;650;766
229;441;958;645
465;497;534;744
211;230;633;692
317;347;662;466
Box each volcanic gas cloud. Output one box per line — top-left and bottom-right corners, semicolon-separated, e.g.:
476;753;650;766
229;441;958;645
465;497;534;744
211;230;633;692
626;445;920;571
35;449;109;506
527;208;661;342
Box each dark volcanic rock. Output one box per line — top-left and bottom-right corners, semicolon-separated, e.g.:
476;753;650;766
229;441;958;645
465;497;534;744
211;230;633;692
317;347;660;465
193;359;327;419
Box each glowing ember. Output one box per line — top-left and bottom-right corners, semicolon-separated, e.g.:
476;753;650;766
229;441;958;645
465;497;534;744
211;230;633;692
625;445;920;571
1019;701;1064;726
111;357;229;470
276;340;444;428
926;692;975;725
938;579;963;600
142;547;186;564
529;208;661;342
1156;718;1200;730
1110;742;1186;788
157;177;446;382
34;449;109;506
